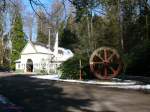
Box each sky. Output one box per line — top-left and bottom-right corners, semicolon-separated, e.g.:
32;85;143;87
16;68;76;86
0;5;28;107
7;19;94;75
3;0;70;42
22;0;54;41
22;0;70;41
23;0;53;12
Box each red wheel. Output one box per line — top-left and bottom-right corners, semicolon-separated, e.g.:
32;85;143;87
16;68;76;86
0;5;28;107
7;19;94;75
89;47;123;80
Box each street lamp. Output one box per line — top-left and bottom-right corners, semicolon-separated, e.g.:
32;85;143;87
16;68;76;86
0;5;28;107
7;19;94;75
47;27;51;50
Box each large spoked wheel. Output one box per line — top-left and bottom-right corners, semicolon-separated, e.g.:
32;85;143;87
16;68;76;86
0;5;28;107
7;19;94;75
89;47;123;80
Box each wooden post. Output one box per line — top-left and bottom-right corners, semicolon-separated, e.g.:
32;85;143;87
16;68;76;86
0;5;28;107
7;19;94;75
79;59;82;80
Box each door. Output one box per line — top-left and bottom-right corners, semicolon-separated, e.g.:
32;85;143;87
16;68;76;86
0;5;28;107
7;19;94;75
26;59;33;72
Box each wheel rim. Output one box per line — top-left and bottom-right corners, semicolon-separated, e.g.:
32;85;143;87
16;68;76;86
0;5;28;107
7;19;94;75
89;47;123;80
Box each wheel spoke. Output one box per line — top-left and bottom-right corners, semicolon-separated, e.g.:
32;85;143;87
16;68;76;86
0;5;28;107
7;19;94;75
95;52;104;61
90;62;103;64
108;52;115;61
104;49;107;61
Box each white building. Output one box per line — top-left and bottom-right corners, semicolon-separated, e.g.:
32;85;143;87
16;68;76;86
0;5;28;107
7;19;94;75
15;32;73;73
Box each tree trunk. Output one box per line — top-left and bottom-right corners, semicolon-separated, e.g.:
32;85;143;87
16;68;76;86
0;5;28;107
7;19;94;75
86;16;91;57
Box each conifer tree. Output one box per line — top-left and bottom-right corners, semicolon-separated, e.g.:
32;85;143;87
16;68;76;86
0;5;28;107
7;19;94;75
10;7;26;70
60;15;78;52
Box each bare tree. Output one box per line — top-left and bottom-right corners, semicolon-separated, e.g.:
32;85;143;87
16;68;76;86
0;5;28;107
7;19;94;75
24;12;35;41
49;0;64;31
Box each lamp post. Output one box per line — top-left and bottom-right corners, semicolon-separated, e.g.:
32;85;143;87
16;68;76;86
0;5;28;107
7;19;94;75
48;27;51;50
47;27;52;74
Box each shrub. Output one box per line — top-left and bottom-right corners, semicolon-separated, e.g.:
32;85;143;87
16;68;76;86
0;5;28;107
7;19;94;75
15;69;24;73
0;65;10;72
59;54;89;79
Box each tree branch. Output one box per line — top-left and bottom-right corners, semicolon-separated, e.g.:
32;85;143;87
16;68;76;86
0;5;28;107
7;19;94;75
143;0;150;11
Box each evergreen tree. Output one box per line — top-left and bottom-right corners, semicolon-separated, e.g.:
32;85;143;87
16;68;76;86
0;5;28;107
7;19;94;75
60;15;78;52
10;7;26;70
69;0;99;21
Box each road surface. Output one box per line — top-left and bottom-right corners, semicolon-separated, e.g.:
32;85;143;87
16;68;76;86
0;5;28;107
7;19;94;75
0;72;150;112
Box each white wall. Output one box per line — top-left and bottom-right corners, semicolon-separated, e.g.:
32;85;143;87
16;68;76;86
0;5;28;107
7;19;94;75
21;43;36;54
16;41;73;73
21;53;50;72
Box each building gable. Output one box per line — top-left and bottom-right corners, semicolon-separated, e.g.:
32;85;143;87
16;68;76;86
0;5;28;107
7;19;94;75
21;41;37;54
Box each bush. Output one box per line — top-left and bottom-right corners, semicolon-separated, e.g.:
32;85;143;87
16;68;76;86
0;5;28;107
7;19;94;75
59;54;90;79
40;69;48;75
0;65;10;72
125;40;150;76
34;69;48;75
15;69;24;73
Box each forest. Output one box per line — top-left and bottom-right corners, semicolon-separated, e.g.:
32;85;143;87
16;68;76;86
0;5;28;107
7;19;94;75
0;0;150;78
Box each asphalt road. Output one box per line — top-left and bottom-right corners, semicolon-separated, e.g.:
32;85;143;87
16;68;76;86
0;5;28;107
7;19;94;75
0;72;150;112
